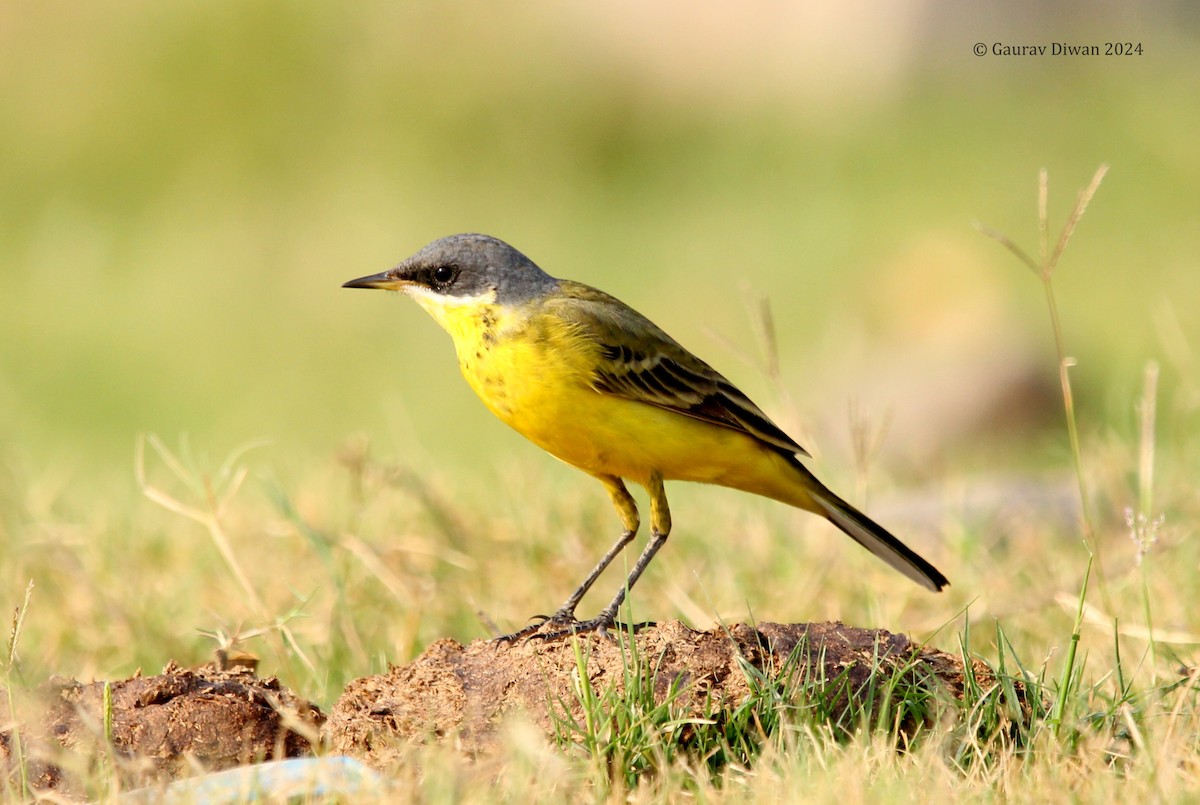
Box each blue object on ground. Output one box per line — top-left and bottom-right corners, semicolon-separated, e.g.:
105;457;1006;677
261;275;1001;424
118;756;387;804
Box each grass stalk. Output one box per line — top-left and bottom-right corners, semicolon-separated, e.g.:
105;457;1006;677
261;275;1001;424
976;164;1112;612
135;434;319;684
3;581;35;800
1135;360;1161;682
1049;557;1091;737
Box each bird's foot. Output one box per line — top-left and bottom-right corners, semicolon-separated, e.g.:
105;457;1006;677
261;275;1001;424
493;609;656;645
526;612;613;643
491;610;578;644
528;612;656;644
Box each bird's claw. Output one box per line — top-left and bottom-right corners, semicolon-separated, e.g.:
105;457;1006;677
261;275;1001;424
526;615;614;643
491;611;577;644
526;615;655;644
493;609;657;645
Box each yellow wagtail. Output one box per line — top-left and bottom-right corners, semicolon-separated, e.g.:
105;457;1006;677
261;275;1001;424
344;233;948;640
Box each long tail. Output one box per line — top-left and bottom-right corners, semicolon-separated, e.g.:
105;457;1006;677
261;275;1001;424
809;486;949;592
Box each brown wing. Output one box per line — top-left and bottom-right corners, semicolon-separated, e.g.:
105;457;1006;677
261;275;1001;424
549;281;810;458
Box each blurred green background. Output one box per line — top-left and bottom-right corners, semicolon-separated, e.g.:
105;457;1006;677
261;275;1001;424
2;0;1198;482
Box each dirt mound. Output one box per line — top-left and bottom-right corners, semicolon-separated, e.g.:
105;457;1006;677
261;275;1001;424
4;621;992;795
328;620;989;766
4;660;323;796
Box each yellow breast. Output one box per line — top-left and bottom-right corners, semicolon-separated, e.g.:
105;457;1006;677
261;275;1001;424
411;289;594;434
408;287;808;505
411;291;649;473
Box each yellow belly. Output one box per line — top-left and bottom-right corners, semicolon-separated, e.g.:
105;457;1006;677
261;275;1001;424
438;304;816;512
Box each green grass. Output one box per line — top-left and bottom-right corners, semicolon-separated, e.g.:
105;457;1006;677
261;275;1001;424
549;621;948;794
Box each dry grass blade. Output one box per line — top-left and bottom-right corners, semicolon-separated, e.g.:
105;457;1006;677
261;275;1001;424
135;435;207;523
972;221;1039;275
1049;164;1109;273
136;435;265;614
135;433;319;681
847;399;894;509
1138;360;1159;518
1038;169;1048;264
976;165;1113;613
5;580;34;669
753;295;780;380
1053;593;1199;644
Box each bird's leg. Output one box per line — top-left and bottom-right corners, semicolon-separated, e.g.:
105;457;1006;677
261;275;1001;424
534;472;671;642
493;476;638;643
545;476;640;621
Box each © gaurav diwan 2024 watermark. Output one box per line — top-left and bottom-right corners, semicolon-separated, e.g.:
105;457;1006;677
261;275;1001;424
974;41;1144;57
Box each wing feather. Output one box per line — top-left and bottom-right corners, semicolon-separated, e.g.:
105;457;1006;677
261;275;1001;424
549;281;810;458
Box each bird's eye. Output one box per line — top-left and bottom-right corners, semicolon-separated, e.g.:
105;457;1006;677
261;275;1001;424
432;265;458;287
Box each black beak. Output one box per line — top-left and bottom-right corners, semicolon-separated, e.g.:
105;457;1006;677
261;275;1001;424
342;270;402;290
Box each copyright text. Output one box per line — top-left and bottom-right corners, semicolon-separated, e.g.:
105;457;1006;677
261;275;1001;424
973;42;1143;57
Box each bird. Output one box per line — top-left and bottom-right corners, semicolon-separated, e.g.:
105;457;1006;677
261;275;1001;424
343;233;948;640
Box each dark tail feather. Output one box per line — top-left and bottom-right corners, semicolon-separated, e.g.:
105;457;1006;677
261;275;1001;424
811;490;949;592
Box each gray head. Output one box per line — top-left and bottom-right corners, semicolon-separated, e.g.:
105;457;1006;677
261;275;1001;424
342;233;558;305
